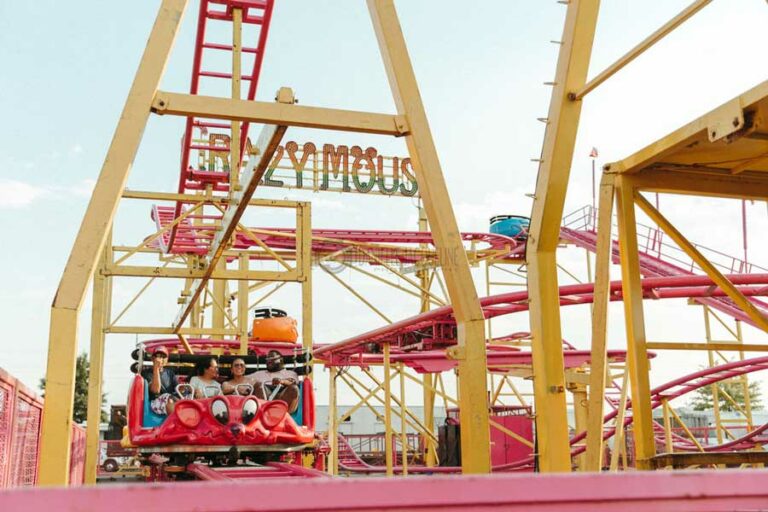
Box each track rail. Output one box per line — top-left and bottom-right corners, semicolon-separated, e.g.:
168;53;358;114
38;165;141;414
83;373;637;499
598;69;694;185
186;461;328;481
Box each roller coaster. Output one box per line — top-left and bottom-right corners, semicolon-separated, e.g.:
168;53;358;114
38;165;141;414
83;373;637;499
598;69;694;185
4;0;768;509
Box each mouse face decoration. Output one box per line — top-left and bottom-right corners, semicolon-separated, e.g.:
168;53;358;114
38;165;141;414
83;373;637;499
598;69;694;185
135;395;313;447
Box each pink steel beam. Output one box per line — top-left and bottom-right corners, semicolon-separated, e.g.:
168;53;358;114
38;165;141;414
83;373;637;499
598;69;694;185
5;470;768;511
186;462;327;481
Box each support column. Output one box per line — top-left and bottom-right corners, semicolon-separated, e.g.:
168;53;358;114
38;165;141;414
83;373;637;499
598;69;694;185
368;0;490;473
584;175;616;471
569;381;588;471
615;176;655;469
399;363;408;476
383;342;394;476
417;205;436;467
328;366;338;476
229;7;242;191
298;203;313;354
703;306;724;444
525;0;600;473
238;253;249;354
38;1;188;485
212;260;227;330
84;236;112;484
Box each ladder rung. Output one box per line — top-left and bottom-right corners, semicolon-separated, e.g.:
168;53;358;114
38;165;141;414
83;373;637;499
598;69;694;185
199;71;255;80
202;42;259;54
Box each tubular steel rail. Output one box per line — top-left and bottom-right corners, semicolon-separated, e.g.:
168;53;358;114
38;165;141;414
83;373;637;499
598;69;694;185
315;273;768;361
561;205;768;327
152;205;522;263
186;461;328;481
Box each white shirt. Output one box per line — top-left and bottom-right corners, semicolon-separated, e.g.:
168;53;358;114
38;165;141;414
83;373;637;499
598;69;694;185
189;376;222;397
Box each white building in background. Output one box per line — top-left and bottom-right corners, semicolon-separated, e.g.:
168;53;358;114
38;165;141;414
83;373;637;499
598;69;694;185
314;405;447;435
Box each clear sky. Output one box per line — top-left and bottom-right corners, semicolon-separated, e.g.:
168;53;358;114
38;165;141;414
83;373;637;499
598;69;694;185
1;1;768;408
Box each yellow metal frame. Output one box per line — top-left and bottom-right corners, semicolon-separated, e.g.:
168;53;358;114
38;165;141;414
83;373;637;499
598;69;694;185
529;0;719;472
40;0;490;484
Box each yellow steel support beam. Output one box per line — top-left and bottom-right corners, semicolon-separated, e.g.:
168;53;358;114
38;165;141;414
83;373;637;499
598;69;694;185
585;175;616;471
704;307;724;445
666;404;705;452
122;189;301;207
84;238;111;484
367;0;490;473
526;0;600;473
418;205;437;466
615;177;655;469
104;265;297;281
635;193;768;332
662;399;674;455
152;91;409;136
570;381;588;471
173;122;287;331
573;0;712;100
237;254;249;354
39;0;188;486
229;7;242;191
609;370;630;472
298;203;313;354
359;369;439;441
211;269;231;331
383;342;394;476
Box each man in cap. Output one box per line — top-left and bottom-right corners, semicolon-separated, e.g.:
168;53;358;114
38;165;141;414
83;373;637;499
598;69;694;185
142;346;178;415
248;350;299;413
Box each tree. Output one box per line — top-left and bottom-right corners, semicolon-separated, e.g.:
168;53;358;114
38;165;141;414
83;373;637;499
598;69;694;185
689;379;763;412
39;352;108;424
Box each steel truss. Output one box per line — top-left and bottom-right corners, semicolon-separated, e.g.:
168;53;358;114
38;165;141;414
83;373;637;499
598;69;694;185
39;0;495;485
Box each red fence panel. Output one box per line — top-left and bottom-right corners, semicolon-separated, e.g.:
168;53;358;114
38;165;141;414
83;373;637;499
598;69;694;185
0;367;87;488
69;425;86;485
0;377;13;487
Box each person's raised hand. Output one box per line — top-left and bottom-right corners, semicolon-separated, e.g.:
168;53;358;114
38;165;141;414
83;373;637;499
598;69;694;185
272;377;281;386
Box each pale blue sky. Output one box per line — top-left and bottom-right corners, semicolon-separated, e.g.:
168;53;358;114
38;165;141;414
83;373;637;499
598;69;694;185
1;1;767;406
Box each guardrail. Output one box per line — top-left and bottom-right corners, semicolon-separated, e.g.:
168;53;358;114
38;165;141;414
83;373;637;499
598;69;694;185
562;205;767;275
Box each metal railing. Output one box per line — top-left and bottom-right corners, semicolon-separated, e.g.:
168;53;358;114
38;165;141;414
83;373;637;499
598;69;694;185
562;205;767;276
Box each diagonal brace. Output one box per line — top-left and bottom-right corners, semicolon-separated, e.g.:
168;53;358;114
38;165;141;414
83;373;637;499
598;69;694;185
635;192;768;332
173;122;286;331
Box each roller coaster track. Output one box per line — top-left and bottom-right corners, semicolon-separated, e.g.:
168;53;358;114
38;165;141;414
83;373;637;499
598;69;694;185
331;355;768;474
561;205;768;327
151;205;523;264
186;461;328;481
314;273;768;360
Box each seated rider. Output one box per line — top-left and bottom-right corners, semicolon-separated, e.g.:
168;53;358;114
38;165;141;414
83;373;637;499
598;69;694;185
142;346;178;415
249;350;299;413
222;357;251;395
189;356;222;399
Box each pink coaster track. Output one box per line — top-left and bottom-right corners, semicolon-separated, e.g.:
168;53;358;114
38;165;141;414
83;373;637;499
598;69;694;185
151;205;523;264
314;273;768;361
561;205;768;327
